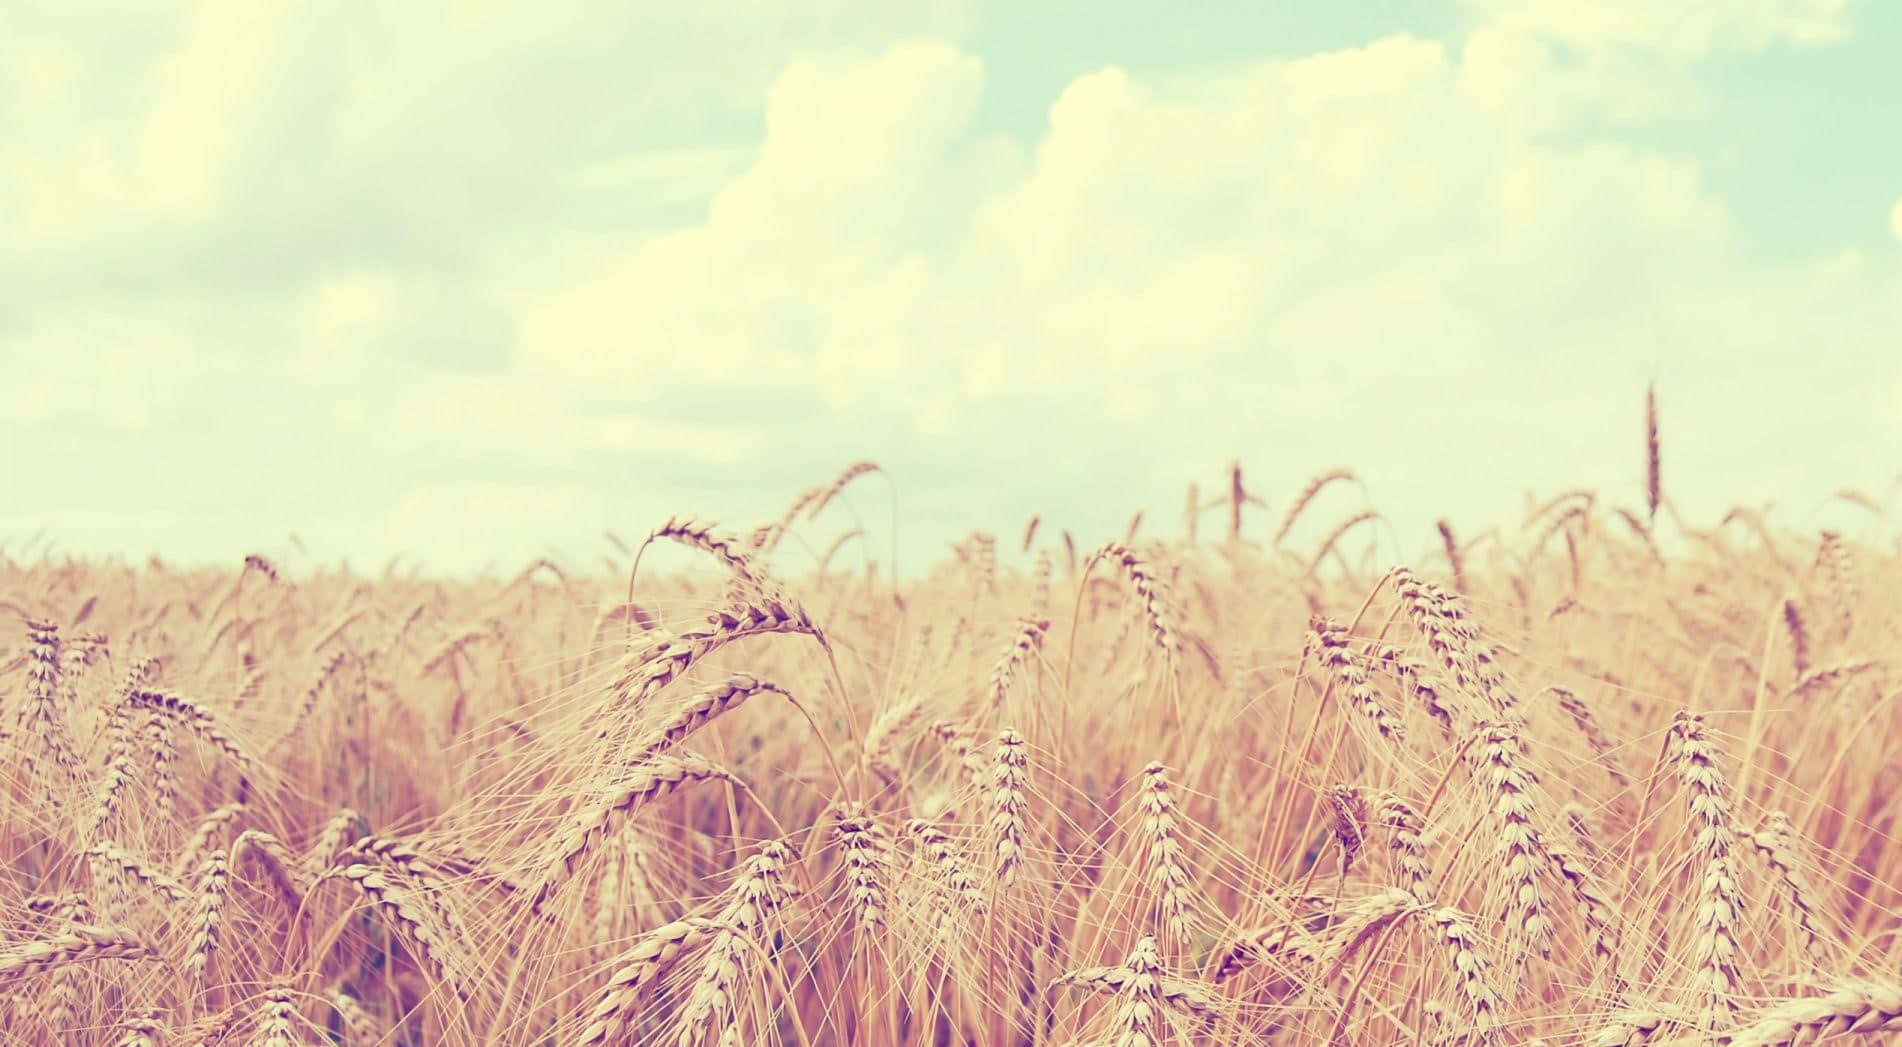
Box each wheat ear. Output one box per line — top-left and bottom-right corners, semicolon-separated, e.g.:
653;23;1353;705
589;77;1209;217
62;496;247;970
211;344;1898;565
832;802;890;930
988;617;1050;712
535;753;735;907
1135;762;1197;949
1746;810;1830;969
575;916;729;1045
672;841;793;1047
0;926;158;985
1670;711;1744;1021
990;728;1030;889
1728;980;1902;1047
1470;721;1555;959
1312;620;1405;743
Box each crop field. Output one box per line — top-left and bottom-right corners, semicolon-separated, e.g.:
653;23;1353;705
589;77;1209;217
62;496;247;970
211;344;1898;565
2;456;1898;1046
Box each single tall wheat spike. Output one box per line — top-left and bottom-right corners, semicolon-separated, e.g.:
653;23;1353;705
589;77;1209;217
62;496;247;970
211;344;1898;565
1781;597;1811;676
1814;530;1857;637
22;618;82;791
832;801;890;930
1135;762;1197;949
971;531;997;594
1470;721;1555;959
1645;382;1661;522
990;728;1030;889
188;848;232;987
1670;711;1744;1021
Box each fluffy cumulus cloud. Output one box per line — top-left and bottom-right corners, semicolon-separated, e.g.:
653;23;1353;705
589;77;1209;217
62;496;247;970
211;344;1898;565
4;0;1897;572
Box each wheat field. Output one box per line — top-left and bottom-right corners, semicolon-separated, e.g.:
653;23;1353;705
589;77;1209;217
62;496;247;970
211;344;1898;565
2;459;1898;1046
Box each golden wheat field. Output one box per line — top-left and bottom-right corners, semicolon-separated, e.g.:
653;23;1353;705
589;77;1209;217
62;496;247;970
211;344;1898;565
2;459;1898;1046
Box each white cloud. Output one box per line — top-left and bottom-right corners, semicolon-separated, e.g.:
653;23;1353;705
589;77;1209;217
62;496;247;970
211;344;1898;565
517;41;985;395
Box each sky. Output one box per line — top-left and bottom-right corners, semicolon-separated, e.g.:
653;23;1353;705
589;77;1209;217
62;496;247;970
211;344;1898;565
3;0;1899;577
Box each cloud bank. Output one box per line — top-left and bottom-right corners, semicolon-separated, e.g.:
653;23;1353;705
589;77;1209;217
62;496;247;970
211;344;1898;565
4;0;1897;573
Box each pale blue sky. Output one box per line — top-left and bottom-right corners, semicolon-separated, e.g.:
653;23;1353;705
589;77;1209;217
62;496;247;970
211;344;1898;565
4;1;1898;575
